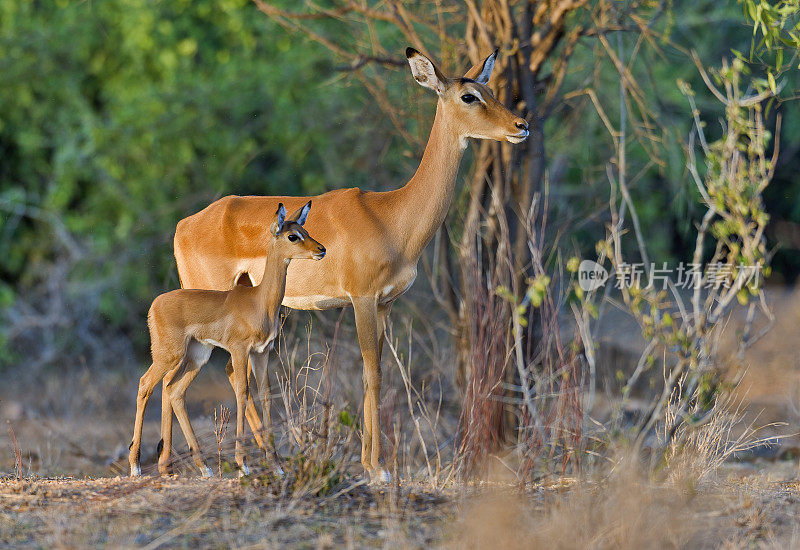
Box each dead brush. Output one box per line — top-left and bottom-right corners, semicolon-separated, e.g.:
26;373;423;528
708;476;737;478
242;319;360;499
516;194;584;479
244;312;458;497
455;187;584;482
659;380;787;482
451;455;708;549
455;243;509;479
385;321;450;489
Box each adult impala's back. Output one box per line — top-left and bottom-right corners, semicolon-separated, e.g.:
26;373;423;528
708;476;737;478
167;47;528;481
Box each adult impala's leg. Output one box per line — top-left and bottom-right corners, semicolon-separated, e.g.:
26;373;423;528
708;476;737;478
167;358;213;477
130;359;178;477
225;357;267;451
231;350;251;476
250;350;281;466
158;367;179;475
377;303;393;362
352;297;387;480
375;303;393;482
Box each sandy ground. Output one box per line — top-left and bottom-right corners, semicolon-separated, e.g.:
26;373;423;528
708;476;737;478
1;461;800;548
0;475;450;548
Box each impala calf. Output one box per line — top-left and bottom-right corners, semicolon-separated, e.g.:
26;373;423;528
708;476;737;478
129;202;324;477
166;46;528;482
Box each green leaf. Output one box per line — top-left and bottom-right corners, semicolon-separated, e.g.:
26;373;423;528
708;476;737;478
338;410;354;427
566;256;580;273
747;0;757;23
737;288;750;305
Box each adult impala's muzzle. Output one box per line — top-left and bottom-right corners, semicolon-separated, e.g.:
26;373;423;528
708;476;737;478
313;245;326;260
507;120;529;143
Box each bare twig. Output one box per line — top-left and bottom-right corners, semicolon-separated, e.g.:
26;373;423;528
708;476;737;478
7;421;22;480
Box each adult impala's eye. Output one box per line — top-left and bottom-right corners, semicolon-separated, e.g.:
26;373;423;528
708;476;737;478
287;234;299;242
461;93;478;104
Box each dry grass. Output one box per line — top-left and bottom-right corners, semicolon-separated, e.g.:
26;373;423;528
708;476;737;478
447;460;800;549
3;460;799;548
2;291;800;548
2;399;800;548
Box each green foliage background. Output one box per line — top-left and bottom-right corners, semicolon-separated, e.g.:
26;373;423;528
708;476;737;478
0;0;403;364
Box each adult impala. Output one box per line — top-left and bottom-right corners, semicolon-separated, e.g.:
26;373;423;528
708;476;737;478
163;47;528;481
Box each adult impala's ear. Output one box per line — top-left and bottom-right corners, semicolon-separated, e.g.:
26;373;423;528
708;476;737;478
270;203;287;236
288;200;312;226
463;49;498;85
406;47;448;95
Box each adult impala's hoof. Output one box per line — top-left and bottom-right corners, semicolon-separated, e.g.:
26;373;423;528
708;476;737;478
369;468;392;485
130;465;142;477
157;459;171;476
199;465;213;478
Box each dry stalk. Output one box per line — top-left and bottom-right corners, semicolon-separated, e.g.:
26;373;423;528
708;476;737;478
213;405;231;478
140;488;219;550
385;326;444;488
7;420;22;479
662;387;787;481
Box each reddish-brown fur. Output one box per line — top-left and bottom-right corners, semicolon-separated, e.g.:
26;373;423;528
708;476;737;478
129;203;324;476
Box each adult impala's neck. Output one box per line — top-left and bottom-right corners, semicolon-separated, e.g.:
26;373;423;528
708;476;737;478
394;101;464;260
256;248;289;322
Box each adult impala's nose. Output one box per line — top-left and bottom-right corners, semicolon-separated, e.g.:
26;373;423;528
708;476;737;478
515;120;528;131
314;245;326;259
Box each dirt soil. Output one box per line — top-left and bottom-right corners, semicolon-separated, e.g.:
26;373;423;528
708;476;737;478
1;461;799;548
0;475;451;548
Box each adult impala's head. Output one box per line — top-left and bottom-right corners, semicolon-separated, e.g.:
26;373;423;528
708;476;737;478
406;47;529;146
269;202;326;261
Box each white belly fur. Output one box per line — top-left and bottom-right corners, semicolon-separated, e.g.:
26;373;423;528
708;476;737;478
281;269;417;310
282;295;352;310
